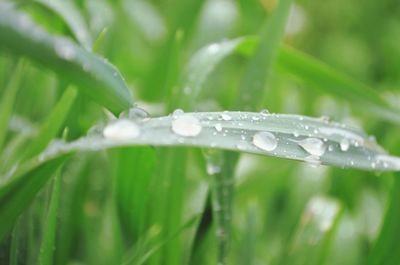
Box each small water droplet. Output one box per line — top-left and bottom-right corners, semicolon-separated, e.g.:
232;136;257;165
54;39;75;60
253;131;278;151
214;123;222;132
340;139;350;151
220;113;232;121
171;114;202;137
260;109;270;115
172;109;184;118
120;107;149;120
298;138;326;156
207;163;221;175
103;119;140;140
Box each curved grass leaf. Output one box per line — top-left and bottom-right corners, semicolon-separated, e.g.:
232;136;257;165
1;111;398;242
38;111;400;171
0;5;133;114
186;38;400;124
27;0;93;49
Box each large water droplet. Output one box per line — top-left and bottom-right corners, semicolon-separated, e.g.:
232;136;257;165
298;138;326;156
340;138;350;151
253;131;278;151
172;114;202;137
103;119;140;140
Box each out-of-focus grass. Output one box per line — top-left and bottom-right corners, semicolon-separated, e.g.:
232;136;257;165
1;0;400;264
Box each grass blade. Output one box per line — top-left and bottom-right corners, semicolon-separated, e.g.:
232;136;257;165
0;60;24;151
281;196;342;265
367;174;400;265
236;0;294;110
38;168;62;265
39;111;400;172
29;0;93;49
23;86;77;159
0;5;133;114
187;38;400;124
0;155;68;241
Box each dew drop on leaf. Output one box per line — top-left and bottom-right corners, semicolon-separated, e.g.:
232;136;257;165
220;113;232;121
103;119;140;140
298;138;326;156
172;114;202;137
252;131;278;151
340;138;350;151
214;123;222;132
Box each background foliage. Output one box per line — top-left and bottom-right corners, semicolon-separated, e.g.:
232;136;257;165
1;0;400;264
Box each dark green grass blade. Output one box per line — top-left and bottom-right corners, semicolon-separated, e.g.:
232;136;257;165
236;0;294;111
367;174;400;265
281;197;343;265
28;0;93;49
23;86;77;159
38;168;62;265
0;5;133;114
0;59;24;151
0;155;68;241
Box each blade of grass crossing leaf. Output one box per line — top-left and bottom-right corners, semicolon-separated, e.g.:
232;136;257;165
38;168;62;265
367;174;400;265
23;86;77;159
0;6;133;114
236;0;294;110
0;59;24;151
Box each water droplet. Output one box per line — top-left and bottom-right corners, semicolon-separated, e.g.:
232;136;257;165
253;131;278;151
172;109;184;118
298;138;326;156
208;43;220;54
120;107;149;120
172;114;202;137
220;113;232;121
103;119;140;140
214;123;222;132
260;109;270;115
54;39;75;60
340;139;350;151
207;163;221;175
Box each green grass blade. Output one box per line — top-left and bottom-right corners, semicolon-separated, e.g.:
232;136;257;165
0;5;133;114
0;155;68;241
275;46;400;124
29;0;93;49
281;196;342;265
0;60;24;151
38;168;62;265
23;86;77;159
236;0;294;110
39;111;400;172
367;174;400;265
10;217;22;265
187;37;400;124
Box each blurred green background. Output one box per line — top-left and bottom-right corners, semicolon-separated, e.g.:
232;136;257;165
1;0;400;264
